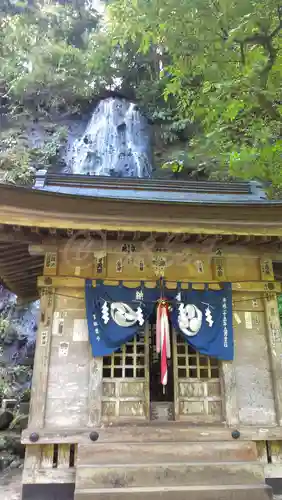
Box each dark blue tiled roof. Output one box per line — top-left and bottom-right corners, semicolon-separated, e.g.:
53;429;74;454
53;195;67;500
33;170;268;205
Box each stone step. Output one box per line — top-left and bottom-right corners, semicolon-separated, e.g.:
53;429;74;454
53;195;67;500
74;484;273;500
75;462;265;489
77;441;258;465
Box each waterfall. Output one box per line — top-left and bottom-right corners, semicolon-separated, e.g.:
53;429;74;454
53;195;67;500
71;97;152;178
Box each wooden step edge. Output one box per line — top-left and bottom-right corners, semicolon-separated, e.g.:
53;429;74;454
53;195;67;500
76;461;263;468
74;484;271;494
77;440;256;446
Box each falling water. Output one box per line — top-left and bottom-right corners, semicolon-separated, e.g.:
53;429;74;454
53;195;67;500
71;98;152;178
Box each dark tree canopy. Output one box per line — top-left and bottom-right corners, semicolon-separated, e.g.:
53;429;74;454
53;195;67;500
0;0;281;192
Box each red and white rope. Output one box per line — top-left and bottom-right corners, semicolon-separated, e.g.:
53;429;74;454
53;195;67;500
157;301;171;386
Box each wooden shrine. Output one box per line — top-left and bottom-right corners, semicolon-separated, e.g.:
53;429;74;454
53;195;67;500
1;172;282;499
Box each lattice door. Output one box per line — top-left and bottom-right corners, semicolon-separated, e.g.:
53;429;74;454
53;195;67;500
173;332;223;423
101;325;149;421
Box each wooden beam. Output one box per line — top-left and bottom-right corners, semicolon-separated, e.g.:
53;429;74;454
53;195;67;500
0;242;18;251
117;231;124;241
195;234;212;243
14;288;38;297
3;269;39;285
180;234;193;243
87;356;103;427
0;255;39;268
237;235;252;245
1;224;282;249
37;275;282;292
27;239;282;259
258;237;282;248
0;265;42;280
264;295;282;425
252;236;272;246
223;235;238;245
28;244;57;256
0;252;27;264
29;289;55;428
21;425;282;445
0;229;42;244
0;243;28;255
0;261;43;276
5;272;42;285
221;362;239;426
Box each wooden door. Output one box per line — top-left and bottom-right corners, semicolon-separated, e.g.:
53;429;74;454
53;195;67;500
173;332;223;423
101;324;150;422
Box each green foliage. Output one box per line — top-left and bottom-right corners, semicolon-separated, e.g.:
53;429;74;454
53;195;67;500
0;0;174;180
108;0;282;190
162;159;184;173
0;2;104;105
0;0;281;188
0;125;68;184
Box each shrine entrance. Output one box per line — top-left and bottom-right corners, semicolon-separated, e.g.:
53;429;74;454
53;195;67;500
149;318;175;421
101;321;223;424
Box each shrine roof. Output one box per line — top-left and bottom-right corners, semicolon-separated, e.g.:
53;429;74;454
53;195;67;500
1;171;282;300
33;170;268;204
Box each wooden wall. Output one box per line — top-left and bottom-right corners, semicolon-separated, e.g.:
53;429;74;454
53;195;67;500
233;292;276;425
28;242;282;430
45;289;90;428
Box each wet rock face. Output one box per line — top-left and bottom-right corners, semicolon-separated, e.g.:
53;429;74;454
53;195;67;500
0;411;13;431
0;288;39;468
0;288;39;403
70;97;152;178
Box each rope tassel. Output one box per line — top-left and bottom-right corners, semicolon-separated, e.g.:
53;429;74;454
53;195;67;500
156;300;171;387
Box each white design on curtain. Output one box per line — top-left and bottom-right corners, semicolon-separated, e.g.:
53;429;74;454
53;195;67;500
110;302;144;327
178;304;203;337
101;302;110;324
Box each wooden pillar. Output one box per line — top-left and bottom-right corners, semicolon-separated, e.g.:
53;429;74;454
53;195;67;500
87;351;103;427
211;254;238;425
221;362;239;427
264;293;282;425
22;445;42;484
260;257;282;425
28;287;55;428
144;322;150;420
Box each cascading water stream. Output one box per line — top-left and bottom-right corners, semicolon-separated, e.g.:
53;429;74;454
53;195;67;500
71;97;152;177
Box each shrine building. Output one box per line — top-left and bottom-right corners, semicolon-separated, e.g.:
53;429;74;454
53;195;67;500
1;170;282;500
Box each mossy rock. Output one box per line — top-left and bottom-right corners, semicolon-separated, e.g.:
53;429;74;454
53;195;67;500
0;452;14;471
3;433;25;459
0;410;13;431
9;414;28;432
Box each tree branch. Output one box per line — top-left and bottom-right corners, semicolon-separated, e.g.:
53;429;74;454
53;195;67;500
270;21;282;39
